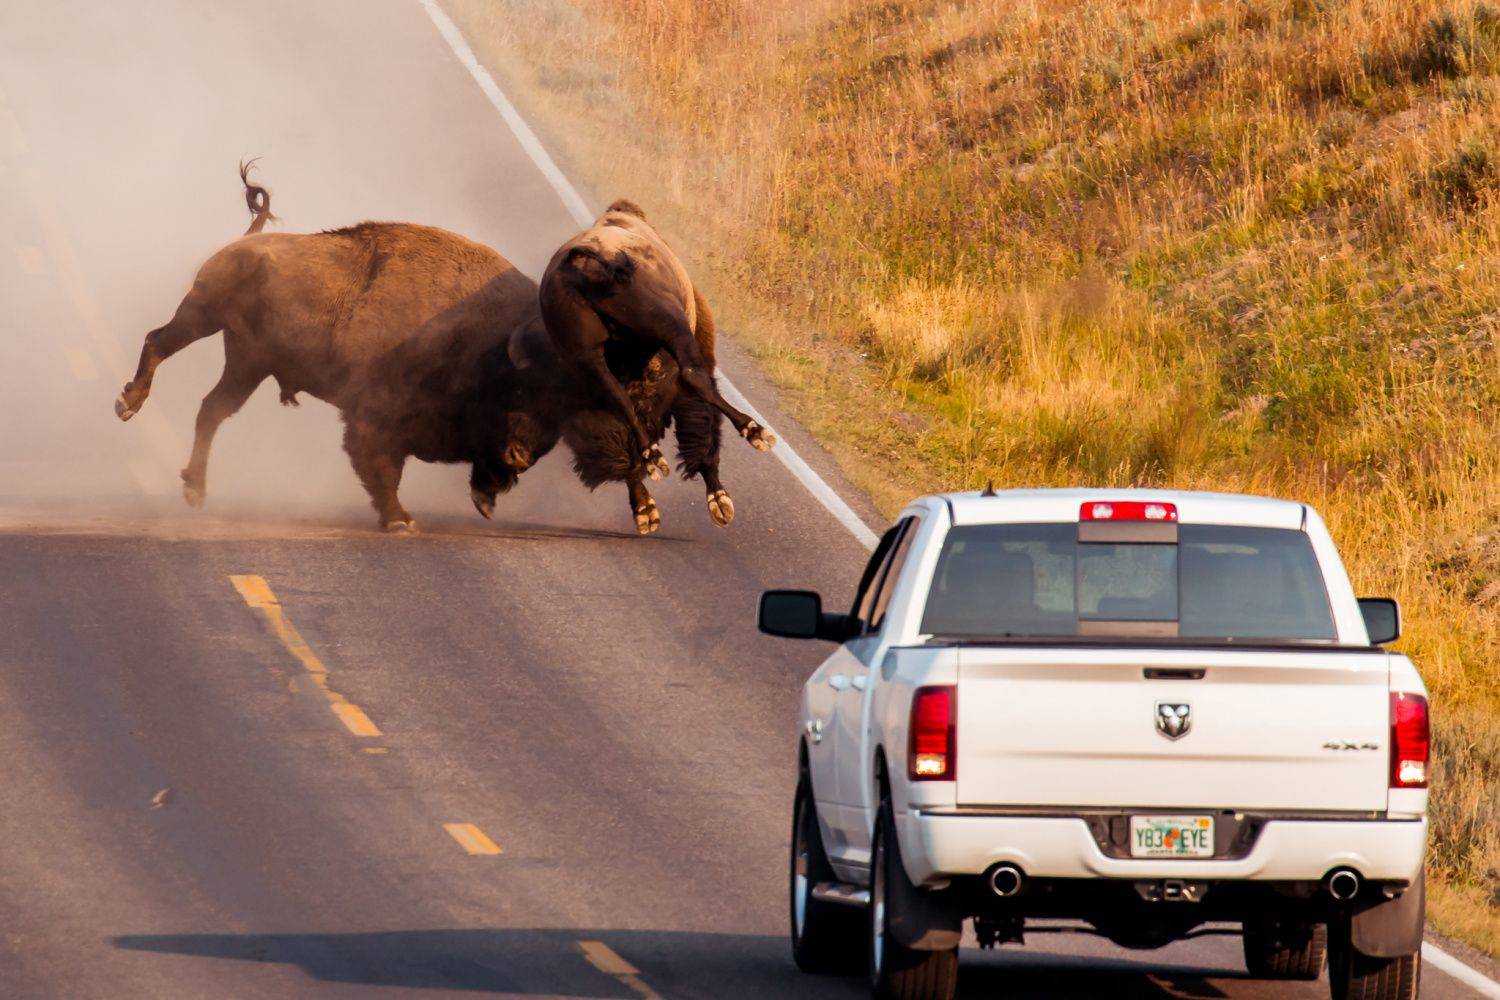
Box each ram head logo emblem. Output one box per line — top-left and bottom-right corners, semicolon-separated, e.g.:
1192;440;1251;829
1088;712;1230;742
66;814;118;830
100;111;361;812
1156;702;1192;741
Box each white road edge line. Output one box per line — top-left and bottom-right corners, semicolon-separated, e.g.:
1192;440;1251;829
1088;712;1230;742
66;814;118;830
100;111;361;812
1425;943;1500;999
417;0;880;552
419;3;1500;994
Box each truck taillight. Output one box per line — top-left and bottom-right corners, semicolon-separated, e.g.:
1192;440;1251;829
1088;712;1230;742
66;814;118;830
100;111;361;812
1390;692;1429;789
909;686;956;782
1078;501;1178;522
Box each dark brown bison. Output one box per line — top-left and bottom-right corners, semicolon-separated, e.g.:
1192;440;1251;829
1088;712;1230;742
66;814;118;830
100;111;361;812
538;200;775;532
114;164;543;531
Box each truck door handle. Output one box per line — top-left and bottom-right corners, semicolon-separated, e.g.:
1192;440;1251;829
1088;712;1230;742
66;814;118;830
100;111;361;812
851;675;868;691
805;719;825;744
828;674;851;690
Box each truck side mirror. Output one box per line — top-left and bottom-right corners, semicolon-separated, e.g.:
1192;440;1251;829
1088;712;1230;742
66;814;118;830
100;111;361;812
1358;598;1400;645
759;590;853;642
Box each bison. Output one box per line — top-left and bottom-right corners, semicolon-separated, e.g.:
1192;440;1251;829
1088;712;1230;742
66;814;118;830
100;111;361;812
114;163;544;531
537;200;776;532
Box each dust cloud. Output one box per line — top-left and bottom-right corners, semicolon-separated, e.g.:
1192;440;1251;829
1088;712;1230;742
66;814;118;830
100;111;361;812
0;0;593;539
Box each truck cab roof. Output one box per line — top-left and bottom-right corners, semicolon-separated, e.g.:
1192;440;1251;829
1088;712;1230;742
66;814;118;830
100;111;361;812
934;488;1307;531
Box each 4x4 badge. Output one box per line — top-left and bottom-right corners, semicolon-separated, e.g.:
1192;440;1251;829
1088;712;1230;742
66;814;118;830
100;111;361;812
1156;702;1191;740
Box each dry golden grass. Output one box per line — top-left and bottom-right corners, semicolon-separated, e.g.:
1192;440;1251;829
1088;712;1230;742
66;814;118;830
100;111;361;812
445;0;1500;951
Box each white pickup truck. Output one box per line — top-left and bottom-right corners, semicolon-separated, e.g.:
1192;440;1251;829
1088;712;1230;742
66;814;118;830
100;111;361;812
760;489;1429;1000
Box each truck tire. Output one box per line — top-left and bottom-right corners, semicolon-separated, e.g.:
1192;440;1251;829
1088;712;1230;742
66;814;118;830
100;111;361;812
1243;921;1326;979
790;772;864;974
870;799;958;1000
1329;924;1420;1000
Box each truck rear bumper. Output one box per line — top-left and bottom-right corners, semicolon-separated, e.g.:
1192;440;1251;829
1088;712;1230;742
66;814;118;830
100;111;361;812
901;809;1426;885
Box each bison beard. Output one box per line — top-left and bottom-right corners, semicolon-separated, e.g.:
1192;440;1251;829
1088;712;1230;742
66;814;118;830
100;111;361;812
114;164;555;531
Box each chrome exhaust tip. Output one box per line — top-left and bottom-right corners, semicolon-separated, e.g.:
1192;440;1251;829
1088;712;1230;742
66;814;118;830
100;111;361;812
1326;868;1361;902
988;864;1026;898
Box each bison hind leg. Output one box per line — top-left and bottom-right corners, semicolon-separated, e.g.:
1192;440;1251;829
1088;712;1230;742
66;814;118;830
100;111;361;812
180;357;267;509
118;291;223;421
343;420;414;532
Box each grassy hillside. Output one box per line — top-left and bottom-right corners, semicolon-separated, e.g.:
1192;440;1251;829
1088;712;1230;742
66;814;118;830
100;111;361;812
445;0;1500;953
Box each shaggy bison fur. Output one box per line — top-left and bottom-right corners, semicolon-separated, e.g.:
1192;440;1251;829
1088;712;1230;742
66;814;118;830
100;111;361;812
505;312;732;535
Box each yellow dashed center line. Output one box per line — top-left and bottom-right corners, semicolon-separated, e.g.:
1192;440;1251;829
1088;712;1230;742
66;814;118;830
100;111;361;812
443;822;502;856
229;575;382;737
329;701;382;737
579;940;637;975
578;941;663;999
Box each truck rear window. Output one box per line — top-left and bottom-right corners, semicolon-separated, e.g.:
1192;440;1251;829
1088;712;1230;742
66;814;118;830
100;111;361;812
920;523;1336;642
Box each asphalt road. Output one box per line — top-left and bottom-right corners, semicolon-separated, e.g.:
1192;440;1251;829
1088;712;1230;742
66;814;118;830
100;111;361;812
0;2;1491;998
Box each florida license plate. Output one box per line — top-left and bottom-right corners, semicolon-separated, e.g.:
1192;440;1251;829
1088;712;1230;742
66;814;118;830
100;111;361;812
1129;815;1214;858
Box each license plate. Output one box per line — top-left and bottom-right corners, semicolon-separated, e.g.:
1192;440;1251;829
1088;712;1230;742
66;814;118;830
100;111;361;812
1129;815;1214;858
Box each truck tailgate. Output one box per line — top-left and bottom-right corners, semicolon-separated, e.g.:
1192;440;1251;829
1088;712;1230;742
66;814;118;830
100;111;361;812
955;647;1390;812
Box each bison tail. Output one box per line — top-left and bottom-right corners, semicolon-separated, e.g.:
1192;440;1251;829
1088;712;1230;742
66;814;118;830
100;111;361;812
605;198;646;220
238;158;275;235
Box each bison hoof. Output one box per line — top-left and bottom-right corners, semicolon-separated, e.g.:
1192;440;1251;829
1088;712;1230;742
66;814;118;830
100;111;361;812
383;517;416;534
643;445;669;481
114;392;138;422
471;489;495;519
741;421;777;451
633;499;661;535
503;442;533;471
181;480;205;510
707;489;735;526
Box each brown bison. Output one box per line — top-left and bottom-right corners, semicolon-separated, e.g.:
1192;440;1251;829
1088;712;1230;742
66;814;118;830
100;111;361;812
537;200;775;531
115;163;543;531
